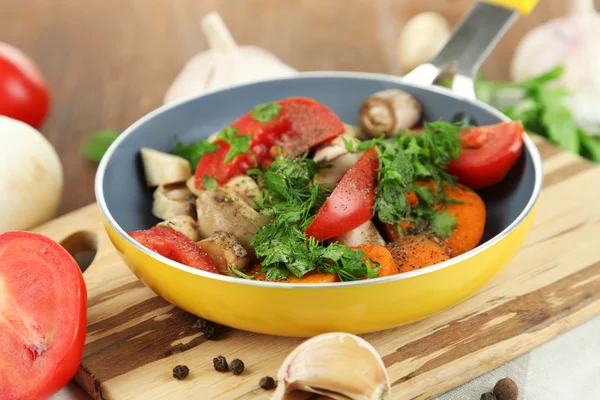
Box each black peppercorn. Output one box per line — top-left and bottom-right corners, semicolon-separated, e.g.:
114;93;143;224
493;377;518;400
259;376;276;390
195;318;221;340
230;359;245;375
172;365;189;380
481;393;497;400
213;355;228;372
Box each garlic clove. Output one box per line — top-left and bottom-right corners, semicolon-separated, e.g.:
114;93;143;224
396;12;450;74
272;332;391;400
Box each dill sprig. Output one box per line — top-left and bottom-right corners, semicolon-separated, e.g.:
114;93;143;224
250;156;379;281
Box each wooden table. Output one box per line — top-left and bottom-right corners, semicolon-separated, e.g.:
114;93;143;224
0;0;587;216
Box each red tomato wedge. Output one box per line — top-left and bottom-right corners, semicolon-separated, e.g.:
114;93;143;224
448;121;524;190
130;226;218;273
305;148;379;241
194;97;344;189
0;231;86;400
0;43;50;128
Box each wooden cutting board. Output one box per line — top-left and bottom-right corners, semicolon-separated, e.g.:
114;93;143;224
34;136;600;400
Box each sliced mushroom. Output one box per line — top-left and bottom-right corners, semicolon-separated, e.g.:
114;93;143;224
140;147;192;186
359;89;422;137
186;176;203;196
152;183;196;220
343;123;370;141
196;231;249;273
332;220;385;247
157;215;200;242
222;175;261;209
314;153;361;187
196;188;271;254
313;135;359;164
313;135;362;187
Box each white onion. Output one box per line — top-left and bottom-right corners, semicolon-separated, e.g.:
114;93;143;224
0;116;63;233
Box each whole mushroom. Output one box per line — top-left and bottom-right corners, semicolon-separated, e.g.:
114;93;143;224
359;89;422;137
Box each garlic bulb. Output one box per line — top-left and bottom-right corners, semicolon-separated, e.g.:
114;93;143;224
164;12;296;104
396;12;450;74
511;0;600;133
0;116;63;233
272;332;391;400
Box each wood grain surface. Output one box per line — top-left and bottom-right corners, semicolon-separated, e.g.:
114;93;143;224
33;137;600;400
1;0;595;216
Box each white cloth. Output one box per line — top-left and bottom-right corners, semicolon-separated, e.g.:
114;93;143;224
54;316;600;399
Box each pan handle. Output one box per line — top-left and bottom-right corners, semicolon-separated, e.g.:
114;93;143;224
402;2;519;100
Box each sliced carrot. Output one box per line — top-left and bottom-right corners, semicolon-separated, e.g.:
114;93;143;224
287;271;339;283
243;265;338;283
351;244;399;277
385;235;450;273
441;185;486;256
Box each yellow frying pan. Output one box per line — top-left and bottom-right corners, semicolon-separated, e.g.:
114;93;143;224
96;1;542;337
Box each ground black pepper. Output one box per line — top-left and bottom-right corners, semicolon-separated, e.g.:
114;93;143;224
259;376;276;390
230;359;245;375
213;355;228;372
172;365;189;380
493;378;518;400
480;393;497;400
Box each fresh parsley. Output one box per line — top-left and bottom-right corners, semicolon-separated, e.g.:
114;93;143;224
228;266;255;279
81;130;120;163
202;175;219;189
217;126;251;163
172;139;218;172
250;156;379;281
472;66;600;162
348;121;463;238
251;102;282;122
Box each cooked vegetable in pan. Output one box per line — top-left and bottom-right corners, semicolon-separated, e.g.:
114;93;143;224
131;94;524;283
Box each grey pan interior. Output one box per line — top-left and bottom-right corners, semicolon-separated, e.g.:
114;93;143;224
98;72;540;265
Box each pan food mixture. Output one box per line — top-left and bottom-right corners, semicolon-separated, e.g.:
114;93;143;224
130;92;524;283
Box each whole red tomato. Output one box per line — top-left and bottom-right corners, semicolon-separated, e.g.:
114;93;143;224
0;231;86;400
0;42;50;128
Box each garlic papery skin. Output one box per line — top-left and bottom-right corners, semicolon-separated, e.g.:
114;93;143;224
511;0;600;97
164;12;296;105
272;332;391;400
396;12;450;74
0;116;63;233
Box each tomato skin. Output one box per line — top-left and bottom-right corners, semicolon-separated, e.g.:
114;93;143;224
305;148;379;241
448;121;524;190
0;43;50;128
0;231;86;400
130;226;218;273
194;97;344;189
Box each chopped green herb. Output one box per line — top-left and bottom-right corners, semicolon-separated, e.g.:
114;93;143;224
250;156;377;281
429;211;458;238
228;266;255;279
217;126;251;163
172;139;218;172
202;175;219;190
252;102;282;122
81;130;120;163
359;121;462;236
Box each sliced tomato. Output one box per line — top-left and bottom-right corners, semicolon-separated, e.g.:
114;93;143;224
194;97;344;189
305;148;379;241
448;121;524;190
0;231;86;400
130;226;218;273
